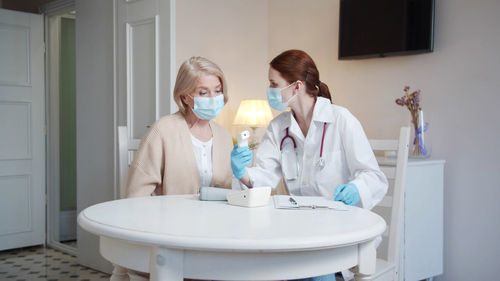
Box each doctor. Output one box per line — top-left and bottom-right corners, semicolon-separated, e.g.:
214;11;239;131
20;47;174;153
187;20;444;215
232;49;387;209
231;49;387;280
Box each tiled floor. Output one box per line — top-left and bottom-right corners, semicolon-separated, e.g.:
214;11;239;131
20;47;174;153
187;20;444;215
0;246;110;281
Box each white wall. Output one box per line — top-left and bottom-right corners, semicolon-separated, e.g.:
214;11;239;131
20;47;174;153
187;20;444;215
176;0;270;139
268;0;500;280
75;0;114;273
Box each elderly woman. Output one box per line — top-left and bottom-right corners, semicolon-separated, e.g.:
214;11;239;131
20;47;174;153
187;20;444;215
111;56;233;281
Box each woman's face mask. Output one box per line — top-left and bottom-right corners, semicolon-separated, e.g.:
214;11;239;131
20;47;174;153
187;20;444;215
266;82;297;112
189;94;225;120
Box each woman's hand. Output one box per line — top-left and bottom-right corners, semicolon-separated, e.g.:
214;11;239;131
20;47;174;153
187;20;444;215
334;183;360;206
230;145;253;179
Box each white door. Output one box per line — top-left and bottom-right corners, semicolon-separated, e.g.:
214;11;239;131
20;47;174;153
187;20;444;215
0;8;45;250
116;0;176;147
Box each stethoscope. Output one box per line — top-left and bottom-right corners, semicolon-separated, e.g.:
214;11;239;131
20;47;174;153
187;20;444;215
280;122;327;170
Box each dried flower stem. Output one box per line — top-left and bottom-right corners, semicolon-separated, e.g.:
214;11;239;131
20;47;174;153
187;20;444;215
396;86;424;156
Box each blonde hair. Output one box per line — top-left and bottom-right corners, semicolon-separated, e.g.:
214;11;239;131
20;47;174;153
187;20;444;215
174;56;228;114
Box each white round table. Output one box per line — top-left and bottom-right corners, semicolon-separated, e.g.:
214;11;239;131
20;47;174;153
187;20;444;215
78;195;385;280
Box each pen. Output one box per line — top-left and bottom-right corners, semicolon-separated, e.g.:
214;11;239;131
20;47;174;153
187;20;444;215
299;205;330;209
289;196;298;206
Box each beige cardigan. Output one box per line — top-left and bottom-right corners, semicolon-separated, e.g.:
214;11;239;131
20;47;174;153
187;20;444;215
126;112;233;198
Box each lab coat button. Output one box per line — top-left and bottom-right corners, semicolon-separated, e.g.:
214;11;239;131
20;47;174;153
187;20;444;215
306;153;311;158
303;180;308;185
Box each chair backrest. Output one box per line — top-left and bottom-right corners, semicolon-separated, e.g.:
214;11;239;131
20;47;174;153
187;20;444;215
117;126;140;199
369;126;410;280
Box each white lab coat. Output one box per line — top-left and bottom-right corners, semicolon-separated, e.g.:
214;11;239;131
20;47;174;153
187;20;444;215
235;97;388;210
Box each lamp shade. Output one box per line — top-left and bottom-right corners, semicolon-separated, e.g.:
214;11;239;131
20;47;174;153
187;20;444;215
233;99;273;127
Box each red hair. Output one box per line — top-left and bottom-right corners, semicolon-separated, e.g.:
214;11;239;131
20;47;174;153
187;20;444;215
270;50;332;103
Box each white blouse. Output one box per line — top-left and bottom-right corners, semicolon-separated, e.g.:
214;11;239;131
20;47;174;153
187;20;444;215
191;135;213;187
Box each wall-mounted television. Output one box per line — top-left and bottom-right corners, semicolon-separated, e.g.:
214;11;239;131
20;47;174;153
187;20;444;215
338;0;435;60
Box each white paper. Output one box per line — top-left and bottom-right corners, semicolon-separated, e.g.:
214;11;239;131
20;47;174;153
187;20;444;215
273;195;347;211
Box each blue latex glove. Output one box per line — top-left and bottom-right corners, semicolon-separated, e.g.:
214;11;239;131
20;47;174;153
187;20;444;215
334;183;360;206
231;145;253;179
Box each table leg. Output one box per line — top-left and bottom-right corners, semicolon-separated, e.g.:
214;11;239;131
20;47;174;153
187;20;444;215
149;247;184;281
355;239;377;281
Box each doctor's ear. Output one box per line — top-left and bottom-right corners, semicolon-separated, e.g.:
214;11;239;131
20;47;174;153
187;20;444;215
295;80;305;90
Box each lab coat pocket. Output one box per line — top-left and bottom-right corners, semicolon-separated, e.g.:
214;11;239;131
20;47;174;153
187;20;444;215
315;150;344;191
281;150;298;181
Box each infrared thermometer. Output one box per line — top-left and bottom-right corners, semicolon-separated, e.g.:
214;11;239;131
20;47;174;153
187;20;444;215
237;130;250;148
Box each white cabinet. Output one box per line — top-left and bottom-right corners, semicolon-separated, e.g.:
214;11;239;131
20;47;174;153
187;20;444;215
379;159;445;281
401;159;444;281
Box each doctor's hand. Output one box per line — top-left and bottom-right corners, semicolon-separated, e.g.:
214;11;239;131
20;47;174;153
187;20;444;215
334;183;360;206
231;145;253;179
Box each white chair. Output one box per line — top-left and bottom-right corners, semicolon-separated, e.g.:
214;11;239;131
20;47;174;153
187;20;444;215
357;126;410;281
117;126;140;199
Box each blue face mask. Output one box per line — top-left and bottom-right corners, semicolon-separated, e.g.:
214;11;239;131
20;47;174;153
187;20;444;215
266;82;297;112
189;94;225;120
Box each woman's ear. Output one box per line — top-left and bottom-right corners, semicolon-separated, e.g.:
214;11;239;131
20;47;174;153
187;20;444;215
180;94;188;103
180;95;192;110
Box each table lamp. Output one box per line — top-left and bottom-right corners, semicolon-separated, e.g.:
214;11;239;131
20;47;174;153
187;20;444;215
233;99;273;147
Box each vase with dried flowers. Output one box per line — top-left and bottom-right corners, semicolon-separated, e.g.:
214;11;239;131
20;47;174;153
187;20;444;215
395;86;429;157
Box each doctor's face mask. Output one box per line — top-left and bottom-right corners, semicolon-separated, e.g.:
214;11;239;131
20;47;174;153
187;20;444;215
266;82;297;112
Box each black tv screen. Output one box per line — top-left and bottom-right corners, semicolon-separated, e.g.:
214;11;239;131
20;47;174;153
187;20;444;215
339;0;435;59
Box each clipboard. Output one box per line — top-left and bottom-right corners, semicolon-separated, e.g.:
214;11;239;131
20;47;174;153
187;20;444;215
273;195;348;211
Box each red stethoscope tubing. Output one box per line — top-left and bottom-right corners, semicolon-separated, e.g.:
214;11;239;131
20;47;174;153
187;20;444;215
280;128;296;150
280;122;327;158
